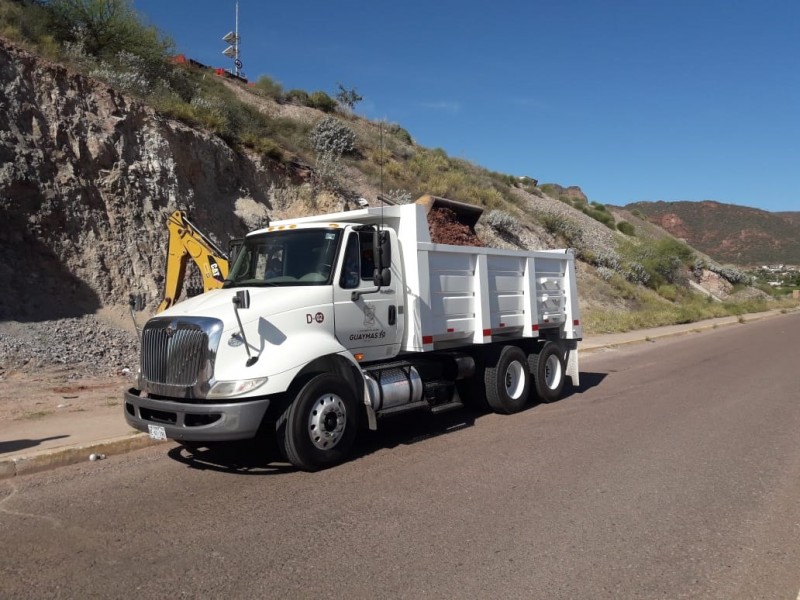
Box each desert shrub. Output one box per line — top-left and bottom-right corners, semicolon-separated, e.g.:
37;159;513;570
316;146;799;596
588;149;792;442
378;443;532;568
617;221;635;236
307;90;337;112
285;89;310;105
657;284;679;301
596;266;616;281
594;249;622;271
582;205;615;228
386;123;413;145
539;184;559;198
620;237;694;288
623;261;651;286
254;75;283;100
715;264;753;285
540;214;585;248
310;117;357;156
383;189;412;205
90;50;153;92
0;0;52;44
487;210;516;234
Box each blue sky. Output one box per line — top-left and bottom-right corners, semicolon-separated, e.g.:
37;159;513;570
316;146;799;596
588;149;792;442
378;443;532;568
133;0;799;213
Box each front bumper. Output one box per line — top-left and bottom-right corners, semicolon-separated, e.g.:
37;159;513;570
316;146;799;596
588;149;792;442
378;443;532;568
124;388;270;442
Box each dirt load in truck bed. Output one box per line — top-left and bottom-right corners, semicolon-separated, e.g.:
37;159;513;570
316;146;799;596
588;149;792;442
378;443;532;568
427;207;484;247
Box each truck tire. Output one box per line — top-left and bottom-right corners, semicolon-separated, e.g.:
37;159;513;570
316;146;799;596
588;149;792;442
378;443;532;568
529;342;565;403
276;373;358;471
484;345;531;414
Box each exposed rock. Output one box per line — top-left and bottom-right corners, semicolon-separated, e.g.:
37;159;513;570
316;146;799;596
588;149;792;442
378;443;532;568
0;40;279;322
695;269;733;298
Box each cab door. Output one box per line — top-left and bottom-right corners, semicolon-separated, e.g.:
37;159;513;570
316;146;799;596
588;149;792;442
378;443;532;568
333;229;402;361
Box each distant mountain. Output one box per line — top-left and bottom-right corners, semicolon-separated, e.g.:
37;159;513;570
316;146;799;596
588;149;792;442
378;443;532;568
624;200;800;265
777;212;800;227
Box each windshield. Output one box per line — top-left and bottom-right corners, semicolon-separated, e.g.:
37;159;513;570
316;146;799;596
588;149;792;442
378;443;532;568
225;228;342;287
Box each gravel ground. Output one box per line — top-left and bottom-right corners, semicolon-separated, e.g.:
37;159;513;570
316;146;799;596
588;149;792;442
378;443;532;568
0;314;139;378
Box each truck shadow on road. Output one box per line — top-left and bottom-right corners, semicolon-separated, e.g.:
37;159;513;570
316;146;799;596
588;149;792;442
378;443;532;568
165;408;483;475
560;371;607;399
164;372;607;475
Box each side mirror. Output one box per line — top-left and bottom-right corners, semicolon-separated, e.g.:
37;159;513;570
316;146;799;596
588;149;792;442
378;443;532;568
233;289;250;309
372;230;392;286
373;267;391;287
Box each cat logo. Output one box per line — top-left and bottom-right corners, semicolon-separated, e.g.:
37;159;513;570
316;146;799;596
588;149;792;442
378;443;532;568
208;257;224;282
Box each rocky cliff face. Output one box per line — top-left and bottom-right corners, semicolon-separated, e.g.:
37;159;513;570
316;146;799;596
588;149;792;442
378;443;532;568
0;39;277;321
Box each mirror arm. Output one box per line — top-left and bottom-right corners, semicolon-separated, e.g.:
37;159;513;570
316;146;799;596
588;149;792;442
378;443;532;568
232;292;259;366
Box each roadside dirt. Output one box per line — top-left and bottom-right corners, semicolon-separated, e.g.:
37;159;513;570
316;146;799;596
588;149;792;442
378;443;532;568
0;366;130;423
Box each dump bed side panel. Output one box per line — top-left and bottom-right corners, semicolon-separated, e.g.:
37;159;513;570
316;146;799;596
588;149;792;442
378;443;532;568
403;243;581;352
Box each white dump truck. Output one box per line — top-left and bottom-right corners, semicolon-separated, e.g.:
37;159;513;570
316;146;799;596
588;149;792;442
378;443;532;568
124;196;582;470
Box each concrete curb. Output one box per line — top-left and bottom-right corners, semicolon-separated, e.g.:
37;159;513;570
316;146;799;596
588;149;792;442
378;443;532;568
0;433;159;480
580;309;791;354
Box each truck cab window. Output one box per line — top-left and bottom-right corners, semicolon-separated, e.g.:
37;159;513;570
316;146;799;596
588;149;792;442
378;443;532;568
227;229;341;287
359;231;376;280
340;234;361;289
340;231;377;289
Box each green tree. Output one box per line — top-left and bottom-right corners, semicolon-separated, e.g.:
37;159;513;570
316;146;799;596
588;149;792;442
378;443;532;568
336;83;362;111
47;0;173;61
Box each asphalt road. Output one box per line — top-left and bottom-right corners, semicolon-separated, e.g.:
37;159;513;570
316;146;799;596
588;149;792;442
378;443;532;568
2;313;799;599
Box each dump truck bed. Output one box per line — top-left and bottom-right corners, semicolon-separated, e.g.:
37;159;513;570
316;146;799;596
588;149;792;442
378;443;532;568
402;242;580;352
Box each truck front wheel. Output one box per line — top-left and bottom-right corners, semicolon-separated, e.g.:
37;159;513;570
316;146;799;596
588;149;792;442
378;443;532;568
484;345;531;414
276;373;358;471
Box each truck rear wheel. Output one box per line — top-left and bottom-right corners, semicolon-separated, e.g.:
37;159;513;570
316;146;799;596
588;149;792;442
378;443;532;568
484;345;531;414
529;342;565;403
276;373;358;471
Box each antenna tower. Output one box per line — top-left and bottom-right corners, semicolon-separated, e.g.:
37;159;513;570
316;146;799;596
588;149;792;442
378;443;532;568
221;1;243;78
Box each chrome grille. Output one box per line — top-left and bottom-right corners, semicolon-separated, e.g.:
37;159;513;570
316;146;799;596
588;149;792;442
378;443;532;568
142;325;207;386
139;317;223;397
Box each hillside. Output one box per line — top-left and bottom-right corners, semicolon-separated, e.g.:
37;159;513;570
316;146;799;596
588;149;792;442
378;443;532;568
625;200;800;265
777;212;800;228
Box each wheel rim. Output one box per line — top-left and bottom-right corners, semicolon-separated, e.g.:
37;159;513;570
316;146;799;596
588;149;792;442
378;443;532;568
504;360;527;399
544;354;562;390
307;393;347;450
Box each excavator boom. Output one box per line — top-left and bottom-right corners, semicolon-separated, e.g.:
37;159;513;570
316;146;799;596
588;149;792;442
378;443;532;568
157;211;230;313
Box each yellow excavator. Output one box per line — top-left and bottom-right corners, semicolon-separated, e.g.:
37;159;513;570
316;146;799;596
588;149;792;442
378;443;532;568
157;210;230;313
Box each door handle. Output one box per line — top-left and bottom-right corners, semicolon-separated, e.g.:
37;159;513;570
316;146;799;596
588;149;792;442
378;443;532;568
388;305;396;325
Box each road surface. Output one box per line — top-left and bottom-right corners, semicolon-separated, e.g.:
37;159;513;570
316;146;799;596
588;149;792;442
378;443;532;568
2;313;799;599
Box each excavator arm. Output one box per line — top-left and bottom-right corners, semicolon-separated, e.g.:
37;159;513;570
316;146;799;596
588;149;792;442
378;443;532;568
157;210;230;313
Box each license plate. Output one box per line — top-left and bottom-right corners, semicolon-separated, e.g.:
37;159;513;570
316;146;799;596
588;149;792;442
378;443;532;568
148;424;167;441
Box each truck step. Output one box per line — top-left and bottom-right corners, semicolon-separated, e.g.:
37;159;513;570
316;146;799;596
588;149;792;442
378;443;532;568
376;400;429;418
429;401;463;415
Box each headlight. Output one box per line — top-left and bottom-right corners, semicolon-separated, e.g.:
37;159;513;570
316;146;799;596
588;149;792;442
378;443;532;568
208;377;268;398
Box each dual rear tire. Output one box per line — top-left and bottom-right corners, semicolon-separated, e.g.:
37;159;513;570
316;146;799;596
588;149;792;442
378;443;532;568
482;342;567;414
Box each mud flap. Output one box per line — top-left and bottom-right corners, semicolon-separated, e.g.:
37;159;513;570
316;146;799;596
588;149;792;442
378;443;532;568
566;348;580;387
